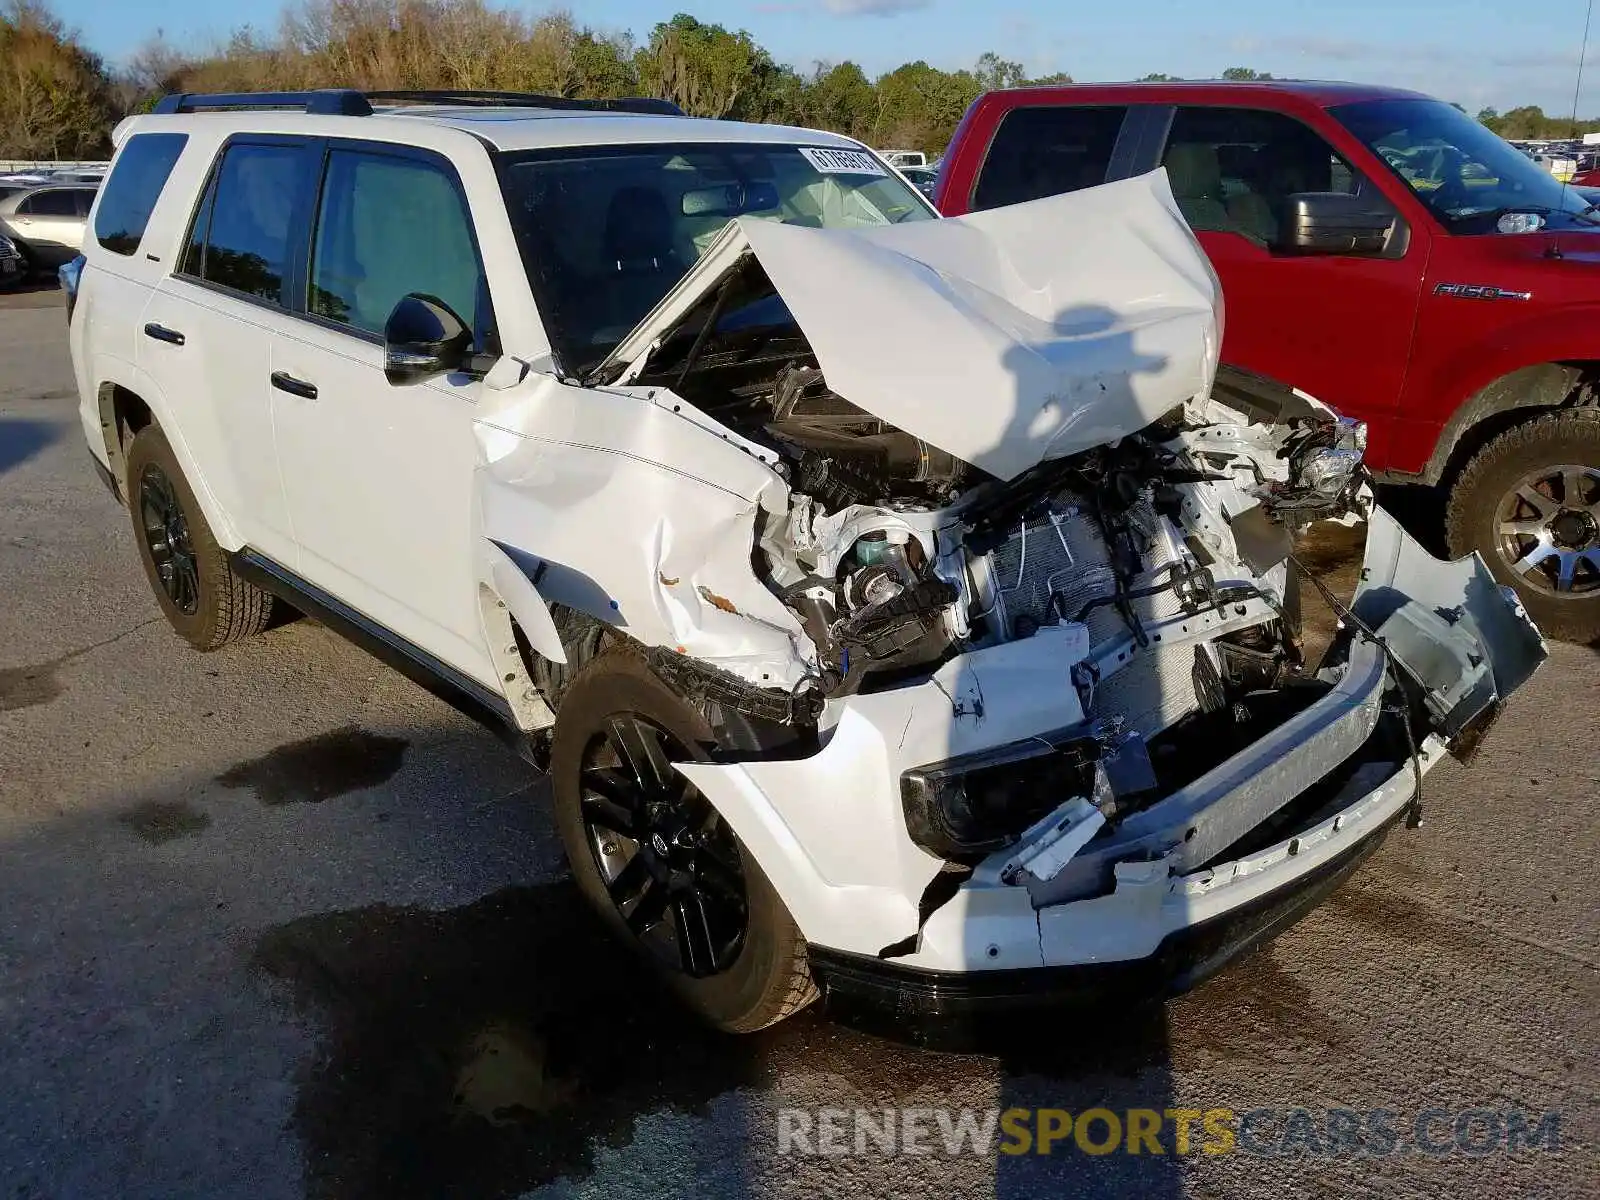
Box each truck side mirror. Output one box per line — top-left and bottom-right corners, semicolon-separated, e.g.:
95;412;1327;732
383;293;472;386
1277;192;1409;259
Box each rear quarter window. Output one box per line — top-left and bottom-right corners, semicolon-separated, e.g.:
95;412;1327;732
94;133;188;255
972;105;1128;211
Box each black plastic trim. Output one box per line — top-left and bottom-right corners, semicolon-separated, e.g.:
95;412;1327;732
88;451;120;503
229;549;535;761
808;801;1403;1039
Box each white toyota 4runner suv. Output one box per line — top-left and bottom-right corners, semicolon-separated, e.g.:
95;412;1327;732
68;89;1545;1036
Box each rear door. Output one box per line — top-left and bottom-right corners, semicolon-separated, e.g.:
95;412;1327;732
268;140;497;685
962;104;1131;212
1155;105;1426;458
138;137;319;566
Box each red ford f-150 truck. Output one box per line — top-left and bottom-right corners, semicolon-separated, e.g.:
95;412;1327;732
937;81;1600;642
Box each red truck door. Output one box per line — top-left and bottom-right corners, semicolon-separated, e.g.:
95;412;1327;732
1156;106;1428;468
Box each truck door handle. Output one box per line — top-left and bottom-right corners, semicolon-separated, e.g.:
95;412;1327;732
142;322;185;346
270;371;318;400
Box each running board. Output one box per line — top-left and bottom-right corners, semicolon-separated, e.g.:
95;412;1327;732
230;549;535;763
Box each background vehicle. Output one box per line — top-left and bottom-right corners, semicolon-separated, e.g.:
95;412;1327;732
0;234;24;289
937;81;1600;641
899;163;938;198
0;183;98;275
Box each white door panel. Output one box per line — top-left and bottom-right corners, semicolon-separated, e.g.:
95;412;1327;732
138;279;296;565
271;320;493;686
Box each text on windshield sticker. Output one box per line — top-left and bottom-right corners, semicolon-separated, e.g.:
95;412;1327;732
799;147;889;177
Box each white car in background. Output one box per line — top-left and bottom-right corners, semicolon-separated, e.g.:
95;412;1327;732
0;183;99;275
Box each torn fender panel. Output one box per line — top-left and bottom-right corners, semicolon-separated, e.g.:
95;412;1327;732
479;539;565;665
607;170;1222;482
473;373;812;685
672;625;1090;954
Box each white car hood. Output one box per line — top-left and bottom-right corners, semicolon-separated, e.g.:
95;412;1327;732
606;168;1223;482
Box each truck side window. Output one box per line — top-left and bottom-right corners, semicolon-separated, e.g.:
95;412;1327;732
307;148;486;340
1162;107;1360;243
180;141;316;305
971;105;1127;211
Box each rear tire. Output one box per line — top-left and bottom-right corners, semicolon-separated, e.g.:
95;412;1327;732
1445;408;1600;643
124;424;279;650
550;649;817;1032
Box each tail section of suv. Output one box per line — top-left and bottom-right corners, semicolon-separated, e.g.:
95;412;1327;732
938;81;1600;643
68;88;1543;1036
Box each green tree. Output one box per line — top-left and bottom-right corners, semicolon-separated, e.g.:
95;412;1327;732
1477;105;1500;129
572;29;638;98
1221;66;1272;81
0;0;117;158
1139;72;1179;81
1029;70;1074;85
973;51;1026;92
635;13;771;119
804;60;875;138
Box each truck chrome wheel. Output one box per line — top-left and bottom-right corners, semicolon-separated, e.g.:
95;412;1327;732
580;714;749;978
1495;464;1600;597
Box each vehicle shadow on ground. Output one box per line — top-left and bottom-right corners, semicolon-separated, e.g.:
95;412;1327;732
0;416;60;475
253;880;1186;1200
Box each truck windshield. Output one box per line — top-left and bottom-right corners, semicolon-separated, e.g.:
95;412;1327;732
496;142;934;374
1332;98;1599;233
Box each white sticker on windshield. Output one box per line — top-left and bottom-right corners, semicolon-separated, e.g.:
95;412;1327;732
799;147;889;177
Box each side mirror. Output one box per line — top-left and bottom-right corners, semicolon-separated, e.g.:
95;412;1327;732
383;293;472;386
1277;192;1409;258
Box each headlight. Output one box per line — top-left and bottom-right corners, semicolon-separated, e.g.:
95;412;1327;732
1287;417;1367;505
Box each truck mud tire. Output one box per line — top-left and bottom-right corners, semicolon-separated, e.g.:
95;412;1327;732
1446;408;1600;643
124;424;279;650
550;649;817;1032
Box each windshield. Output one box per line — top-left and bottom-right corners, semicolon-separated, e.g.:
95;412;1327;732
1332;98;1598;233
496;142;934;374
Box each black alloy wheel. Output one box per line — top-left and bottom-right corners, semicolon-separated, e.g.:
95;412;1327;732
578;713;749;978
138;463;200;616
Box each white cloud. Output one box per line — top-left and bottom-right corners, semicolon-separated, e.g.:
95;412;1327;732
820;0;933;15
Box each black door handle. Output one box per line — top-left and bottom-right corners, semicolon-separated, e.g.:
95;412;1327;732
142;322;185;346
270;371;318;400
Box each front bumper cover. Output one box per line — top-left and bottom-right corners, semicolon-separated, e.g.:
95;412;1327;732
674;508;1545;1013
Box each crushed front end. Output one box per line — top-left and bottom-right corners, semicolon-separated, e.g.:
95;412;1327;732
669;383;1545;1024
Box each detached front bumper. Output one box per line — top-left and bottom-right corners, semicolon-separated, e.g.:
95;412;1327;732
674;509;1545;1019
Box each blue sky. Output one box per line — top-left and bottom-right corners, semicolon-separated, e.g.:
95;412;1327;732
53;0;1600;114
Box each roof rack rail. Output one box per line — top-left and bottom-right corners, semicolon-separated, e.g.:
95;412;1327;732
150;89;684;118
364;90;683;116
153;89;372;116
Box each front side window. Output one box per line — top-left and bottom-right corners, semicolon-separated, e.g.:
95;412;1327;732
180;141;313;303
497;142;932;374
1162;107;1359;243
18;190;77;217
308;149;484;337
1333;98;1599;233
95;133;188;255
971;105;1127;212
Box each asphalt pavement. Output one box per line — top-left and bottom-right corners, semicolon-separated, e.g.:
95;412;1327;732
1;287;1595;1199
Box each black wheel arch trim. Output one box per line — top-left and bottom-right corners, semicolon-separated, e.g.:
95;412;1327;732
1394;363;1587;488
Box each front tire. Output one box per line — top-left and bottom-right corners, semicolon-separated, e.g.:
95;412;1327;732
550;649;817;1032
124;424;279;650
1445;408;1600;643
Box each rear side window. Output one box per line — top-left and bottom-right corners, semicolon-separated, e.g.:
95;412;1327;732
18;190;77;216
308;148;484;337
181;141;314;305
972;105;1127;211
95;133;187;254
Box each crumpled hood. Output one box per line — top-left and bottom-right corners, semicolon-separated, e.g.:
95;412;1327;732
607;168;1223;482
